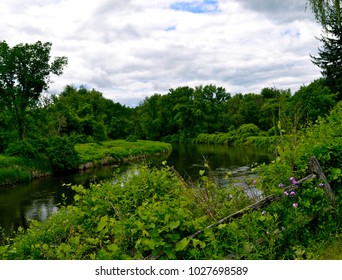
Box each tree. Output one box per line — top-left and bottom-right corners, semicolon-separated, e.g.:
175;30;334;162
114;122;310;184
260;87;291;133
291;79;337;127
307;0;342;95
0;41;67;140
169;86;196;140
307;0;341;27
49;86;109;141
137;94;165;140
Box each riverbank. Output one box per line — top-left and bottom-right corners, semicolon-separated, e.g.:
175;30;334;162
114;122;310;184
192;132;278;149
0;140;172;186
1;161;340;260
162;124;279;151
75;140;172;170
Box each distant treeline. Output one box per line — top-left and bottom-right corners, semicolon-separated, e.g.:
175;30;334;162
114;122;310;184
0;78;338;152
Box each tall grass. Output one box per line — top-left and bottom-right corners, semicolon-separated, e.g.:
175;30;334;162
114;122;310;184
75;140;172;165
0;155;41;185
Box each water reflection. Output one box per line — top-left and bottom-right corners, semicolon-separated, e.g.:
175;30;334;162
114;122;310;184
24;197;59;222
167;143;273;181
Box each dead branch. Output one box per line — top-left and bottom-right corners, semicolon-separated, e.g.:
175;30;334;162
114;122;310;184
187;173;317;239
309;156;336;205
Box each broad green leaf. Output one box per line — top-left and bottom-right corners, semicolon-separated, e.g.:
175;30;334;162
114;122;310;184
97;215;108;232
169;220;180;230
176;238;190;251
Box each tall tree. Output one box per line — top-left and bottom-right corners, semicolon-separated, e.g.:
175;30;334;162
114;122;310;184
0;41;67;139
291;79;337;127
307;0;342;95
49;85;110;141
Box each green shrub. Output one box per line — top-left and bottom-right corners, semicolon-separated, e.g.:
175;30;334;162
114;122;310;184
245;136;277;150
1;160;341;260
5;140;38;159
46;136;80;173
236;123;261;137
193;133;234;144
126;135;138;142
0;168;32;185
234;124;262;145
294;102;342;190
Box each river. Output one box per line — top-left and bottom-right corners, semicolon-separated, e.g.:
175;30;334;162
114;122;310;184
0;143;274;236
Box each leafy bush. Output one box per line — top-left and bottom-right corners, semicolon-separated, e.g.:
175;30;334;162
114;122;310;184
126;135;138;142
5;140;38;159
244;136;277;150
2;159;339;260
235;124;262;145
294;101;342;190
193;125;271;148
4;137;80;173
193;133;234;144
46;136;80;173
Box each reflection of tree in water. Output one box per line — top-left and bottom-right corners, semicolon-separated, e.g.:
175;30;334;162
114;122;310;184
24;197;59;223
168;143;273;180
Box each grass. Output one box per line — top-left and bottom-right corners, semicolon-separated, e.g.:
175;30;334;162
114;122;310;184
75;140;172;164
313;234;342;259
0;155;50;185
1;140;172;185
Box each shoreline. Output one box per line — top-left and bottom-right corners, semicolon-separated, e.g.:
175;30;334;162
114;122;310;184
0;140;172;186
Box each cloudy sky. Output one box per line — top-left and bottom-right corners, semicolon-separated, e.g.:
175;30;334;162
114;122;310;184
1;0;323;106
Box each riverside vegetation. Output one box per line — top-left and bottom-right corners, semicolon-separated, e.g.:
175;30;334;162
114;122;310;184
0;55;342;259
1;101;342;260
1;1;342;258
0;139;171;185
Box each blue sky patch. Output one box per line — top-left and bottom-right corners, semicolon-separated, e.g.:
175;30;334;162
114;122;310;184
281;28;301;38
170;0;220;14
165;25;177;31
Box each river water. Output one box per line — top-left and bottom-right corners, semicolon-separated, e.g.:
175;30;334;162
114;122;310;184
0;143;274;236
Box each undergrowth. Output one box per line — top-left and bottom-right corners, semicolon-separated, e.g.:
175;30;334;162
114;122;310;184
2;103;342;259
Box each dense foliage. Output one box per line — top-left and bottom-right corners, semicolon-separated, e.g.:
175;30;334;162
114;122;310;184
0;67;339;155
0;139;171;185
0;41;67;140
1;101;342;260
1;34;342;259
134;82;337;143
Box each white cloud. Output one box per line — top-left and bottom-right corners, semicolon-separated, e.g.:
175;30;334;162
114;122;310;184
0;0;322;106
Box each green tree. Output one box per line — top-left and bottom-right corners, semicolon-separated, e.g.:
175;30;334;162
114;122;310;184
260;87;291;133
0;108;12;152
137;94;165;140
49;86;109;141
226;94;245;128
307;0;342;95
192;85;231;134
291;79;337;127
104;101;134;140
169;86;196;140
0;41;67;140
239;93;264;128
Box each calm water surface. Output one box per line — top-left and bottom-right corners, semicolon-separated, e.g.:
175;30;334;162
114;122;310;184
0;143;273;236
